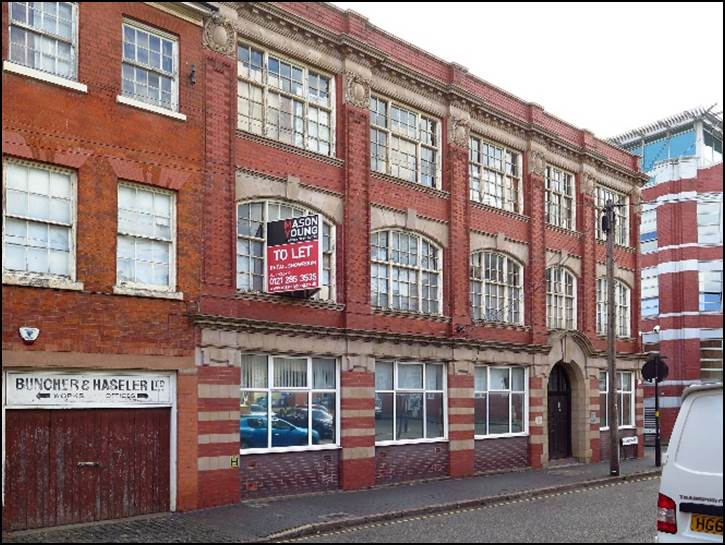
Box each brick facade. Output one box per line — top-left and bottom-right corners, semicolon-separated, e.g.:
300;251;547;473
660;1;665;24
376;443;450;485
3;2;647;529
2;1;205;527
474;437;529;474
640;163;723;441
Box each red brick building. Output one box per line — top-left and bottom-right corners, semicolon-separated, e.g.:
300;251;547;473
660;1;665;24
610;108;723;441
2;1;209;531
3;1;646;530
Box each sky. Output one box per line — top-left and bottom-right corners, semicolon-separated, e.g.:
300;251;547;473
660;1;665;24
331;2;724;139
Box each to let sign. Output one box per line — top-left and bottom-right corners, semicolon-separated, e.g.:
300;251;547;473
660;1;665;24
265;214;322;294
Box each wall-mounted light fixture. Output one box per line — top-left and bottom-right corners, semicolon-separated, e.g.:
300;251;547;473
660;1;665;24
189;64;197;86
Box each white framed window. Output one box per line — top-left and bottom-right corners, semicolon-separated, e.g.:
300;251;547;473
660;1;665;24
545;165;575;230
375;360;447;444
3;159;76;280
236;43;335;157
595;185;629;246
596;278;631;338
641;268;659;318
8;2;78;79
640;203;657;253
599;371;635;429
699;269;723;313
470;251;524;325
240;354;339;453
121;20;178;111
116;183;176;291
546;266;576;330
697;197;723;245
469;137;522;213
474;366;528;437
370;95;441;188
371;230;442;315
236;200;335;301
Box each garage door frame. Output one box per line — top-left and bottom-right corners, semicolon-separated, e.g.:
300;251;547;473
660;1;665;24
2;369;178;519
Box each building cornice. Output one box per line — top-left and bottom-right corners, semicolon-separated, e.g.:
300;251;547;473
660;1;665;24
145;2;214;26
191;313;551;354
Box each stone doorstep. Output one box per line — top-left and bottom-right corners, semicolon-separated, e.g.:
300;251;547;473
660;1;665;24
259;470;662;543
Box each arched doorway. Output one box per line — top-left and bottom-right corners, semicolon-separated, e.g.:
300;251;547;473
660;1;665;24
548;363;571;460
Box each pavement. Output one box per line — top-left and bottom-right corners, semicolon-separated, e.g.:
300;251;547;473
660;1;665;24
4;449;662;543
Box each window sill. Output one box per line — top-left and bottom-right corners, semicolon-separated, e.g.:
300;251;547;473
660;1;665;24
475;433;529;440
596;334;637;342
3;61;88;93
236;130;343;167
235;290;344;311
3;272;84;291
240;444;341;456
370;171;449;199
376;438;448;447
595;239;635;252
113;285;184;300
599;426;637;432
470;200;529;221
372;307;450;323
116;95;187;121
545;224;581;237
472;320;530;332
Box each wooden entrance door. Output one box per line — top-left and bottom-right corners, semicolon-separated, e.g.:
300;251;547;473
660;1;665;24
548;364;571;460
3;408;170;531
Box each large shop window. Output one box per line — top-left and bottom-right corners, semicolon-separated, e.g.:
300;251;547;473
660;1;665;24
545;165;575;230
369;95;441;188
546;266;576;330
469;136;522;213
595;185;629;246
3;159;76;279
240;355;339;452
375;361;446;444
470;251;524;325
474;366;527;437
596;278;631;338
236;200;335;300
8;2;78;80
371;230;442;315
599;371;635;429
236;43;335;157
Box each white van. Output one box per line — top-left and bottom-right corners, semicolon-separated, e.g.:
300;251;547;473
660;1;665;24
657;383;723;543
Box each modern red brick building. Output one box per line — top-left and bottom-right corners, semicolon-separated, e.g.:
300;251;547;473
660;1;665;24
610;108;723;441
3;1;647;531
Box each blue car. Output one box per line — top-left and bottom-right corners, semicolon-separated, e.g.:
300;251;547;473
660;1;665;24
240;414;320;449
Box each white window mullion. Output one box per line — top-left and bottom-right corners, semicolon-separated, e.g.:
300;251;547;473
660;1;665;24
307;357;313;446
508;368;513;434
392;364;398;441
422;364;428;439
486;367;491;436
267;356;273;448
417;238;423;313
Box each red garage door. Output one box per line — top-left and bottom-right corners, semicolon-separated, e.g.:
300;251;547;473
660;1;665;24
3;408;170;531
